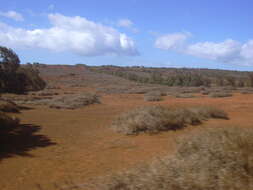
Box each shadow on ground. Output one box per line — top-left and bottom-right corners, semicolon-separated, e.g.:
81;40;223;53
0;123;56;160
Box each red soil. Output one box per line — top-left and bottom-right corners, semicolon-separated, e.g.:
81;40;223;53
1;93;253;190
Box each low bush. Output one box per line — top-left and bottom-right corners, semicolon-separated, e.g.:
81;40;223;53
96;126;253;190
187;106;229;120
34;90;59;96
0;99;20;113
111;105;228;135
175;93;195;98
240;89;253;94
201;90;210;95
49;93;100;109
0;111;19;129
144;91;162;101
209;92;233;98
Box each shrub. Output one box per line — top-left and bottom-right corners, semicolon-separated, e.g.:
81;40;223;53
240;88;253;94
144;91;162;101
0;46;46;94
175;93;195;98
110;106;228;135
96;127;253;190
209;92;233;98
187;106;229;120
0;111;19;129
0;99;20;113
201;90;210;95
49;93;100;109
16;65;46;92
34;90;59;96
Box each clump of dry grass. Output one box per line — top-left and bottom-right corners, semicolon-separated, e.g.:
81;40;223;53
96;126;253;190
240;88;253;94
209;92;233;98
111;105;228;135
0;111;20;128
175;93;195;98
187;106;229;120
49;93;100;109
201;90;210;95
32;90;59;96
0;99;20;113
144;91;162;101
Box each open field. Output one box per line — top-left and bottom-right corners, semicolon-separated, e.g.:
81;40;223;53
1;89;253;189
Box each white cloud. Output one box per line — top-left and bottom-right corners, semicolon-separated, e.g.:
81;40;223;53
117;19;133;28
241;40;253;60
0;10;24;21
155;33;190;51
186;39;242;63
117;19;138;33
155;32;253;65
0;13;138;56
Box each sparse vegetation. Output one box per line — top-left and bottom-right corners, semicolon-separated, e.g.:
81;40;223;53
48;93;100;109
144;91;162;101
0;111;19;129
111;105;228;135
89;65;253;87
96;126;253;190
175;93;195;98
0;99;20;113
209;92;233;98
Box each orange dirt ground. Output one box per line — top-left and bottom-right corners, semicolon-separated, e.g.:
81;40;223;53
1;92;253;190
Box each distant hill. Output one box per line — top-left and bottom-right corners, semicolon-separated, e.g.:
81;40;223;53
34;64;253;94
88;65;253;87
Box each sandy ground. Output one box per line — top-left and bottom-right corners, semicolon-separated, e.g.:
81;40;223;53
1;93;253;190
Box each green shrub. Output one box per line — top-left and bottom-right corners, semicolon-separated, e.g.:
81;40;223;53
0;46;46;94
96;127;253;190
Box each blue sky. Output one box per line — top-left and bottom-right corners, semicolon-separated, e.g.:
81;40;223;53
0;0;253;70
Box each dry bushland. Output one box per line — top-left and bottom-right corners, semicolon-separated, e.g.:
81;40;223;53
96;126;253;190
111;105;228;135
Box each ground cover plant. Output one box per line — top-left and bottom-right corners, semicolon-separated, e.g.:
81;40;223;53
144;91;162;101
209;92;233;98
0;99;20;113
48;93;100;109
174;93;195;98
95;126;253;190
110;105;228;135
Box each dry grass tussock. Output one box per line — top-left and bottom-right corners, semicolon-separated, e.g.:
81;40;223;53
95;126;253;190
111;105;228;135
48;93;100;109
0;99;20;113
175;93;195;98
209;92;233;98
0;111;19;128
144;91;162;101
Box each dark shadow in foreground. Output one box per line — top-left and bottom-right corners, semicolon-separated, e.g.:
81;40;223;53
0;123;56;160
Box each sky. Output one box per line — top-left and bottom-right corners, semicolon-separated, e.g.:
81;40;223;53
0;0;253;71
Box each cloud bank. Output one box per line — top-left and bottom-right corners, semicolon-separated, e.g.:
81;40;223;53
155;33;253;65
0;11;24;21
117;18;139;33
0;13;138;56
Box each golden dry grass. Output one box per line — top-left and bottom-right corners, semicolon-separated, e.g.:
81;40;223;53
96;126;253;190
110;105;228;135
